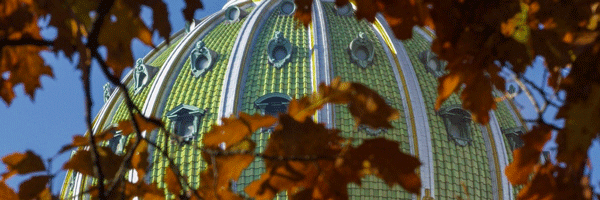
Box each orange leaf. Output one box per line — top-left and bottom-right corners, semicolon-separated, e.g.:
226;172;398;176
1;150;45;181
0;181;18;200
182;0;204;22
116;114;162;136
347;83;400;129
17;175;50;200
294;0;312;27
62;147;124;180
59;129;116;153
435;71;462;111
164;167;183;196
341;138;421;193
505;125;552;184
203;113;276;149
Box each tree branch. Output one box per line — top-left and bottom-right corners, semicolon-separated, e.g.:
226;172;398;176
0;38;53;49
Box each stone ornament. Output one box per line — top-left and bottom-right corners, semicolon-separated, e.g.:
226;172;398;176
185;19;202;33
358;124;387;136
190;41;218;78
279;0;296;16
133;58;158;94
267;31;293;69
418;50;447;78
348;32;375;69
438;105;473;147
225;5;248;23
103;83;114;103
334;3;353;16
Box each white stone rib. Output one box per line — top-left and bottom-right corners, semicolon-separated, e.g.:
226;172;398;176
218;0;278;122
312;0;334;128
394;39;435;196
488;111;514;200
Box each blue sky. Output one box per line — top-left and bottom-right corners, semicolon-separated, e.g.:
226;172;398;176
0;0;597;196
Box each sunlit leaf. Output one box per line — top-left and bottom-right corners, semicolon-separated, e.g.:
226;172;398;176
17;175;50;200
505;124;552;184
59;128;116;153
62;147;124;180
1;150;45;181
0;181;18;200
203;113;277;149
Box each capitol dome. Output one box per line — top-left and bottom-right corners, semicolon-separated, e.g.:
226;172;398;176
61;0;528;199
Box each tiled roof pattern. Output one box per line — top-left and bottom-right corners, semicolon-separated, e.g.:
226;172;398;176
147;17;248;196
109;37;184;125
322;2;412;199
235;6;311;200
402;30;494;199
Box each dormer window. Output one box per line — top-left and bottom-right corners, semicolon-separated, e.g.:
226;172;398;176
419;50;447;78
108;133;124;154
438;106;472;147
190;41;218;78
166;105;206;143
254;93;292;116
349;32;375;69
103;83;114;103
133;58;159;94
502;127;525;150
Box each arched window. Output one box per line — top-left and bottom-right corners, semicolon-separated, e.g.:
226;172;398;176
166;104;206;143
502;127;525;150
438;106;472;146
133;58;158;94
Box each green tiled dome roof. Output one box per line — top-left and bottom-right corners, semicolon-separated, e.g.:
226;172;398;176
61;1;526;200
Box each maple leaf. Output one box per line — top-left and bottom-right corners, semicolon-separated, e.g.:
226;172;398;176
294;0;312;27
98;0;153;78
505;124;552;185
129;140;149;179
0;181;18;200
347;83;400;129
200;138;255;198
17;175;50;200
203;113;277;149
245;115;343;199
516;163;588;200
182;0;204;22
1;150;45;181
0;0;53;105
62;146;124;181
339;138;421;193
164;166;183;196
58;128;116;153
116;114;162;136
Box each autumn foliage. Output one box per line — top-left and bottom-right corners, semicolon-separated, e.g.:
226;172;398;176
1;0;600;199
